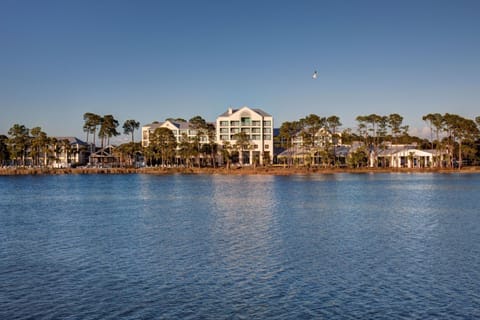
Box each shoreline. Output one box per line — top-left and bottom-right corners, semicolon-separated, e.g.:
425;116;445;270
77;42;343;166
1;166;480;176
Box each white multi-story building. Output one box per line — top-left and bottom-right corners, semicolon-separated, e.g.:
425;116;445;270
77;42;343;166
141;120;210;148
216;106;273;165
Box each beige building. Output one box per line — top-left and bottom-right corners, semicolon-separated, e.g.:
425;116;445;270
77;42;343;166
141;120;210;148
216;106;273;165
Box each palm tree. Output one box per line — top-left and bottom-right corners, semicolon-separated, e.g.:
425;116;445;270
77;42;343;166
149;127;177;166
300;114;325;155
326;115;342;166
123;119;140;143
98;115;120;149
278;121;301;167
116;142;141;167
205;123;217;167
7;124;30;166
189;116;211;166
83;113;102;152
388;113;404;145
178;133;195;167
0;135;10;166
122;119;140;166
422;113;444;167
233;131;251;165
356;114;389;167
443;114;479;169
221;141;233;168
61;139;72;166
30;127;48;166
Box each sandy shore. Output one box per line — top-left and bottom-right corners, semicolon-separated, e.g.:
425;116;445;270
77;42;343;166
1;166;480;176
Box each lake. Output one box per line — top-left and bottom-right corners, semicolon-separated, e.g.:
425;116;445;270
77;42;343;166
1;173;480;319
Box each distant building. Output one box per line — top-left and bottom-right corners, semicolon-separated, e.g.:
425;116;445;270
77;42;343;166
377;145;445;168
53;136;90;167
276;127;343;166
292;127;342;148
216;106;274;165
141;120;212;148
88;145;120;167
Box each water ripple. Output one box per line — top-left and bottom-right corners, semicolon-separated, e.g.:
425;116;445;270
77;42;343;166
1;174;480;318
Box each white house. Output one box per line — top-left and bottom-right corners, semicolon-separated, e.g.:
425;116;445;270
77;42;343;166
377;145;442;168
216;106;274;165
53;137;90;167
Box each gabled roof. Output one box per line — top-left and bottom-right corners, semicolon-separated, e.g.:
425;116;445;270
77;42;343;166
143;122;163;129
378;146;439;157
218;106;272;117
168;120;190;130
90;145;117;157
144;120;195;130
55;137;88;146
251;108;272;117
277;146;310;157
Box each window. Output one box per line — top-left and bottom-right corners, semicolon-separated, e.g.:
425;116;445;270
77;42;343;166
220;128;228;133
263;120;271;126
241;117;251;126
263;135;271;140
265;144;269;149
220;121;228;126
220;135;229;141
252;120;261;126
230;128;239;133
252;134;261;140
230;120;240;126
251;128;261;133
264;128;271;133
241;128;250;133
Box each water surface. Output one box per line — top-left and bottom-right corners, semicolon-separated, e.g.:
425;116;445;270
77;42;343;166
1;173;479;319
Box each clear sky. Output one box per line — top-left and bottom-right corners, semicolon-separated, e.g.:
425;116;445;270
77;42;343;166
1;0;479;142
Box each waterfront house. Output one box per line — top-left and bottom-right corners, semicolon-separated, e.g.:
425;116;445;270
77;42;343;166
292;127;342;149
376;144;444;168
89;145;120;167
52;136;90;167
277;127;343;166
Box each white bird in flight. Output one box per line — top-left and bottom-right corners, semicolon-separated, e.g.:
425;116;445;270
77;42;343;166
312;70;318;79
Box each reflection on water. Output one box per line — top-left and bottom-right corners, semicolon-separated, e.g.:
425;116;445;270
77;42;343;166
1;173;480;319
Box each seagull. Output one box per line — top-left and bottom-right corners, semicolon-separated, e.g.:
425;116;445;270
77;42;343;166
312;70;318;79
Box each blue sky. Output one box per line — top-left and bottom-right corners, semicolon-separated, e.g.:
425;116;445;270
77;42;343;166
1;0;479;141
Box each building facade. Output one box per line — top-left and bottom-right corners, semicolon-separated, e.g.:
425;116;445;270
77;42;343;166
216;106;274;165
53;136;90;167
141;120;211;148
377;145;442;168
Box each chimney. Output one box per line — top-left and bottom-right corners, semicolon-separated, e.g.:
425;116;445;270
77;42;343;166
228;107;233;115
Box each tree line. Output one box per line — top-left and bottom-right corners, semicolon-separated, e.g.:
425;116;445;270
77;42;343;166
277;113;480;168
0;113;140;167
1;112;480;168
